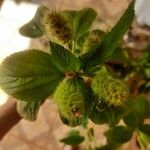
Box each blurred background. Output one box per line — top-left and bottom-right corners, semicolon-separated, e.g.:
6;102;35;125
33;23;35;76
0;0;150;150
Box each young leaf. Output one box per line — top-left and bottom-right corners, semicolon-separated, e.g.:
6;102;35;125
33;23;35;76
63;8;97;39
0;50;64;102
105;126;132;144
50;42;82;73
123;96;147;128
60;130;85;146
73;8;97;38
19;6;49;38
17;100;41;121
81;1;134;69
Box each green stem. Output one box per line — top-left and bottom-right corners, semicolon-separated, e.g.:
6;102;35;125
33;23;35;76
137;131;147;150
138;138;146;150
87;127;96;150
79;72;94;78
72;40;75;53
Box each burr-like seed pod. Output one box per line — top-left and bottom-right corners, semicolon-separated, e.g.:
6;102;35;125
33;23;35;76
79;29;104;55
53;78;86;126
43;10;73;44
92;68;130;106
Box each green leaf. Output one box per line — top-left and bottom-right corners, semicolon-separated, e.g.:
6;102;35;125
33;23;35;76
50;42;82;73
105;126;132;144
123;96;148;128
81;2;134;69
0;50;64;102
19;6;49;38
95;144;119;150
90;101;124;126
63;8;97;39
90;101;108;124
17;100;42;121
109;47;128;63
73;8;97;38
139;124;150;137
60;130;85;146
59;113;82;127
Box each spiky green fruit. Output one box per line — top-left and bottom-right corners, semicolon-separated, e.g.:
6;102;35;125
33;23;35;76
92;68;130;106
53;78;86;126
43;10;73;45
78;30;104;55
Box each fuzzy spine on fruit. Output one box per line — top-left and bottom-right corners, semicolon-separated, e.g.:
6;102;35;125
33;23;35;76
92;68;130;106
53;78;86;126
43;10;73;45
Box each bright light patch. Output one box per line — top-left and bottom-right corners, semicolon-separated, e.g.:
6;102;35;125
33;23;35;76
0;0;38;105
135;0;150;26
0;88;8;105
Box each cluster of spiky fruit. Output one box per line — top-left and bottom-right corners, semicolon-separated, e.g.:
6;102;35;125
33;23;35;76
92;68;130;107
53;67;130;126
41;9;130;125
